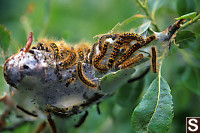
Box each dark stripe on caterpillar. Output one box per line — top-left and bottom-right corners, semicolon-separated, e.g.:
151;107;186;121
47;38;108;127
76;62;97;88
89;43;98;64
108;33;145;68
119;54;144;69
58;47;77;69
93;42;109;72
151;46;157;73
114;42;142;67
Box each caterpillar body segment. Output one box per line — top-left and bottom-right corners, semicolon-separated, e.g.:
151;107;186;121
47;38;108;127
107;33;146;68
143;35;156;46
98;35;113;51
76;62;98;88
84;48;90;63
89;43;98;64
151;46;157;73
76;44;90;61
50;43;60;61
114;42;142;67
119;54;144;69
93;42;109;72
58;47;77;69
47;105;70;114
65;77;76;87
77;47;85;61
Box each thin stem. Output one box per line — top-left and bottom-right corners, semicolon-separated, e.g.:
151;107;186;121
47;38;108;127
180;14;200;30
144;0;148;7
136;0;160;31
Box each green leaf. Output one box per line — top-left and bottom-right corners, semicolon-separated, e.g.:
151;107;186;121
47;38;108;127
133;21;151;34
108;14;146;33
132;76;173;133
175;12;197;20
0;25;11;52
176;0;196;16
175;31;196;49
100;68;135;94
182;66;200;95
115;79;144;107
148;0;166;17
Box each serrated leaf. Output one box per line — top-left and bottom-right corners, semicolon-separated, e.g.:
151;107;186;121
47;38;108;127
0;25;11;52
100;68;135;94
175;12;197;20
175;31;196;49
132;76;173;133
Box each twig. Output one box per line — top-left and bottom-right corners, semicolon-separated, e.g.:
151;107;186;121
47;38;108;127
128;66;150;83
135;0;160;31
180;13;200;30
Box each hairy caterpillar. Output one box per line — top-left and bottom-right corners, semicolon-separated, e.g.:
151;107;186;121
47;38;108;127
151;46;157;73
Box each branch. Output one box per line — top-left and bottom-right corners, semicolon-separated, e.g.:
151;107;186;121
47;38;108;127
136;0;160;31
154;19;186;42
180;13;200;30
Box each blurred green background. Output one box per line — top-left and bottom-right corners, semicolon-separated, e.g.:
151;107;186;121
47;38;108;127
0;0;200;133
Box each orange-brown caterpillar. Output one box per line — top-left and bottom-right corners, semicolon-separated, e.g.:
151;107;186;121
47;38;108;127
77;47;84;61
151;46;157;73
35;42;45;51
143;35;156;46
93;42;109;72
108;33;145;68
47;105;70;114
59;41;71;59
58;47;77;69
114;42;142;67
84;48;90;63
119;54;144;69
50;43;60;60
76;62;97;88
114;34;156;67
89;43;98;64
98;35;113;51
65;77;76;87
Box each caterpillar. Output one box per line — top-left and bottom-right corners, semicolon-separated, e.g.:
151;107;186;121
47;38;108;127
50;43;60;61
89;43;98;64
84;48;90;63
114;42;142;67
77;47;85;61
108;33;145;68
76;62;97;88
47;105;70;114
93;42;109;72
98;35;113;51
58;47;77;69
151;46;157;73
65;77;76;87
119;54;144;69
114;34;156;67
143;35;156;46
